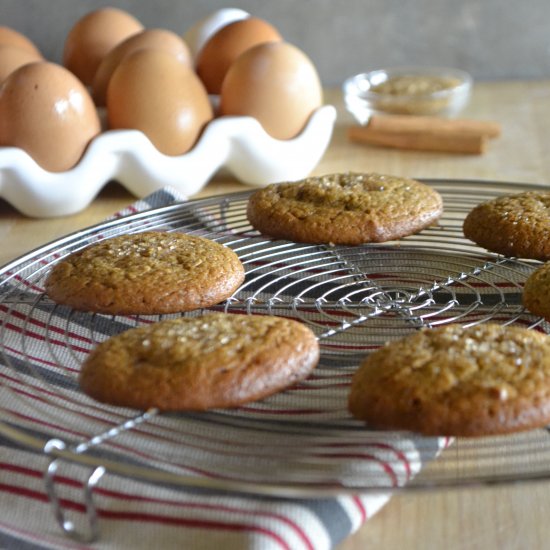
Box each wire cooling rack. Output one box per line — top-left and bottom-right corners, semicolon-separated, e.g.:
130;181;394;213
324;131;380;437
1;178;550;508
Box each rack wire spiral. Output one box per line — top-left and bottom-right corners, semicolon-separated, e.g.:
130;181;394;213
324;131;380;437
1;178;550;506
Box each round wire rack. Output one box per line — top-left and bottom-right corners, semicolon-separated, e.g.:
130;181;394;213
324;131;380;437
1;179;549;500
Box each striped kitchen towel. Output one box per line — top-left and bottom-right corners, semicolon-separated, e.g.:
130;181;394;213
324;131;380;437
0;187;449;550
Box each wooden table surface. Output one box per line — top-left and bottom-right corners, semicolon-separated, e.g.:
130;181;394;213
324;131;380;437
2;82;550;549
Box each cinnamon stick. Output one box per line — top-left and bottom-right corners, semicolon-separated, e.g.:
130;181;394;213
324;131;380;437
367;114;502;138
348;125;487;154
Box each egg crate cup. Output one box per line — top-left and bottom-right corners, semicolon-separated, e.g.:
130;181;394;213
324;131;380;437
0;104;336;217
1;179;550;539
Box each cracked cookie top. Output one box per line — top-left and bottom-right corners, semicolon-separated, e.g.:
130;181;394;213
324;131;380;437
45;231;245;314
349;323;550;436
463;191;550;260
80;312;320;411
246;172;443;245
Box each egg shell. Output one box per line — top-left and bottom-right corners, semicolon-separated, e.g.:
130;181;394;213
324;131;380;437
220;41;323;140
0;61;102;172
0;26;42;57
183;7;249;62
92;28;192;106
106;49;214;156
196;17;282;94
0;45;43;83
63;7;144;86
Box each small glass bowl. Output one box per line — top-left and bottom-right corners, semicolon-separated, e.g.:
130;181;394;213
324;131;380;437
342;66;473;123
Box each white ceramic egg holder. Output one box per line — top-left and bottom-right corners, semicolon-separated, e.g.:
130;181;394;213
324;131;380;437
0;104;336;218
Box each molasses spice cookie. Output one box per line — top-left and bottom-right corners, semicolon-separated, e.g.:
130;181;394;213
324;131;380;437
80;313;320;411
523;261;550;321
246;172;443;245
349;323;550;436
45;231;245;314
463;191;550;260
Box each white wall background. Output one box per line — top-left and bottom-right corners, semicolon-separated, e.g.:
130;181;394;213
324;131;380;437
1;0;548;85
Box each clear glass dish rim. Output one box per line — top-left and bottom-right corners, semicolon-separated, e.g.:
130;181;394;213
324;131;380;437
342;66;473;103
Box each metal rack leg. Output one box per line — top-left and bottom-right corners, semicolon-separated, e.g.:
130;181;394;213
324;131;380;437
43;438;105;543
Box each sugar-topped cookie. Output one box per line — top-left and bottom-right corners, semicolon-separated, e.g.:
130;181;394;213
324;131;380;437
45;231;245;314
463;191;550;260
349;323;550;436
246;172;443;245
80;313;320;410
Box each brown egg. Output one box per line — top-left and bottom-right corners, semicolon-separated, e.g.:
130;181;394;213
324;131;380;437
0;61;102;172
92;28;192;106
63;7;144;86
0;26;42;57
0;45;43;83
183;8;250;62
106;49;213;155
220;42;323;140
196;17;282;94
